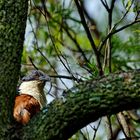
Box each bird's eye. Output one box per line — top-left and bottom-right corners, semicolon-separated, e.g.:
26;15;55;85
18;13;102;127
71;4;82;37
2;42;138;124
37;70;44;77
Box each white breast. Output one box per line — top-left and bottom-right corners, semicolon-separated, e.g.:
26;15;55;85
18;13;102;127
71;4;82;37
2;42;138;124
19;81;47;109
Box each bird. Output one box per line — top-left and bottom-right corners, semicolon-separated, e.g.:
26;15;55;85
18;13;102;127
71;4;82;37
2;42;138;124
13;70;50;125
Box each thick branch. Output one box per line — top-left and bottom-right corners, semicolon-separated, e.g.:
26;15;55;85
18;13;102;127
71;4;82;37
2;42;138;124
22;70;140;140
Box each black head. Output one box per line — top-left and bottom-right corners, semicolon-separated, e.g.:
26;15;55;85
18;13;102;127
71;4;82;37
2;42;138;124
22;70;50;82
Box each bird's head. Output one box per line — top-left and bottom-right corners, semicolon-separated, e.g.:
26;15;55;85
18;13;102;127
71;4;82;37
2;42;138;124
22;70;50;83
19;70;50;94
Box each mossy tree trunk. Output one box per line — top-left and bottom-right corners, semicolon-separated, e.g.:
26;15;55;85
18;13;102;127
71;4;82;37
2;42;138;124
0;0;28;139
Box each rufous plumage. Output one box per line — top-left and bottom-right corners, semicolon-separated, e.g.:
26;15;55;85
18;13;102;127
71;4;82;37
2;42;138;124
13;70;49;125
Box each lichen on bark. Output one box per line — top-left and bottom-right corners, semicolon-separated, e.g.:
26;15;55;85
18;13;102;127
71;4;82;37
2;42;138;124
0;0;28;139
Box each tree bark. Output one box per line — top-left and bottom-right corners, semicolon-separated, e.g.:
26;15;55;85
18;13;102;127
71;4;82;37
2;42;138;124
0;0;28;139
21;70;140;140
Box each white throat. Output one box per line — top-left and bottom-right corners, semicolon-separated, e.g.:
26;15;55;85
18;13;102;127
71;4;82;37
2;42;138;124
19;81;47;109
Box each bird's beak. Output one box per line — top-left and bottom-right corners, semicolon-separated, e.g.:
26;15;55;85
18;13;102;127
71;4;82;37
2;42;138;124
39;75;50;82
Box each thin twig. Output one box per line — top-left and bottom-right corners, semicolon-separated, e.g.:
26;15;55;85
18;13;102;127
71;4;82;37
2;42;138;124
116;113;131;139
74;0;103;75
63;24;89;63
40;0;79;88
28;15;69;89
99;0;139;52
98;19;140;52
105;116;114;140
92;118;102;140
62;24;94;74
34;2;94;75
28;56;39;70
74;0;97;52
79;130;88;140
103;0;116;72
49;75;83;82
40;1;78;82
114;0;134;29
80;1;100;39
100;0;110;12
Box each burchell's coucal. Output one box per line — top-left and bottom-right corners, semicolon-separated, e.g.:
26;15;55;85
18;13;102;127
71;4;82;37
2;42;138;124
13;70;50;125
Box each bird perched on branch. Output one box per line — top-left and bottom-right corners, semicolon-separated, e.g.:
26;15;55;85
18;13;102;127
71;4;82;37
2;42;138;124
13;70;50;125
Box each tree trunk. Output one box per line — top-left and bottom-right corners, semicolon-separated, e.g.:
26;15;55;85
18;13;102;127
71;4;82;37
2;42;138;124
0;0;28;139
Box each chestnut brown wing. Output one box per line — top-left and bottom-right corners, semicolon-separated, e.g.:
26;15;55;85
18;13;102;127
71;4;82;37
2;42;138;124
13;94;40;125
